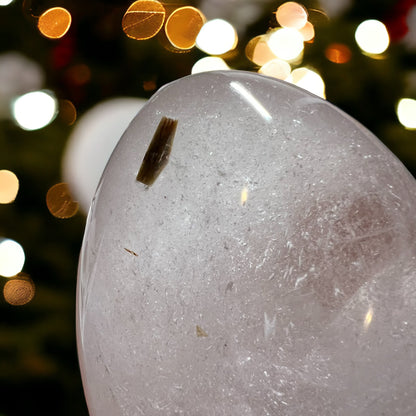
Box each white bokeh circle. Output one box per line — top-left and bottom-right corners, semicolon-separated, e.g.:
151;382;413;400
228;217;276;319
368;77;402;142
62;97;146;213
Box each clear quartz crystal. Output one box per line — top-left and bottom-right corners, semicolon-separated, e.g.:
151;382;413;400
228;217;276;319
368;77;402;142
77;71;416;415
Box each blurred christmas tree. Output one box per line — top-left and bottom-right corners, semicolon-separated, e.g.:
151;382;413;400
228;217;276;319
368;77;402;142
0;0;415;414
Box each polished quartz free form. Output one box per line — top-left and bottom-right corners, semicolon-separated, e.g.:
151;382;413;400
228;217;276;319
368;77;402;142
77;71;416;415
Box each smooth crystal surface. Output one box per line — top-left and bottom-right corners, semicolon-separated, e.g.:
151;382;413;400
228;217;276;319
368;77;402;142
77;71;416;415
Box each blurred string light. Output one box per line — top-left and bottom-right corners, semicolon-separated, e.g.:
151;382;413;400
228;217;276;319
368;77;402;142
164;6;205;50
325;43;352;64
122;0;166;40
64;64;91;86
37;7;72;39
0;170;19;204
245;2;316;69
397;98;416;129
275;1;315;42
62;97;146;212
275;1;308;29
299;21;315;42
12;90;58;131
289;67;325;98
3;273;35;306
191;57;230;74
259;59;291;80
46;182;79;219
245;35;277;66
196;19;238;55
267;28;304;62
0;0;14;5
59;99;77;125
242;1;326;99
355;19;390;55
143;79;157;91
0;238;25;278
0;52;44;118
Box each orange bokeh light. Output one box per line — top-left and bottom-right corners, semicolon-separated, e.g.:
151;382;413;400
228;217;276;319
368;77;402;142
0;170;19;204
37;7;72;39
3;273;35;306
165;6;205;50
46;182;79;219
59;99;77;125
299;21;315;42
122;0;166;40
245;35;276;66
275;2;308;30
325;43;352;64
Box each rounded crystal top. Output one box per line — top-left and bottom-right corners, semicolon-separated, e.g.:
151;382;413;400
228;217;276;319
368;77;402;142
77;70;416;415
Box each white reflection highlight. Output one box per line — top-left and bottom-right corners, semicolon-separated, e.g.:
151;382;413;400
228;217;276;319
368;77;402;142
241;187;248;206
230;81;272;122
363;306;374;330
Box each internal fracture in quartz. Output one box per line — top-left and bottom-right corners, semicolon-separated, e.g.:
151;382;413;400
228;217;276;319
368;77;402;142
77;70;416;415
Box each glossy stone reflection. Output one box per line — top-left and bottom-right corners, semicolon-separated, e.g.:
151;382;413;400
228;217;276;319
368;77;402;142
77;71;416;415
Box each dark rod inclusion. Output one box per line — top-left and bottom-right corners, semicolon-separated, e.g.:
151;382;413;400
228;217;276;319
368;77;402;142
136;116;178;186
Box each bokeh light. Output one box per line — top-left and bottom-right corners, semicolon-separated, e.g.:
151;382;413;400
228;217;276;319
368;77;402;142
275;2;308;29
0;238;25;278
46;183;79;219
290;67;325;98
0;170;19;204
59;99;77;125
37;7;72;39
62;97;146;212
143;79;157;91
397;98;416;129
122;0;166;40
3;273;35;306
325;43;352;63
196;19;237;55
191;57;230;74
12;90;57;131
0;0;14;6
0;52;44;118
267;28;304;61
64;64;91;86
355;19;390;55
245;35;277;66
299;21;315;42
258;59;291;80
164;6;205;50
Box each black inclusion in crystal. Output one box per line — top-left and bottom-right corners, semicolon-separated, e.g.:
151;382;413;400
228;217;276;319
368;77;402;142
136;117;178;186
